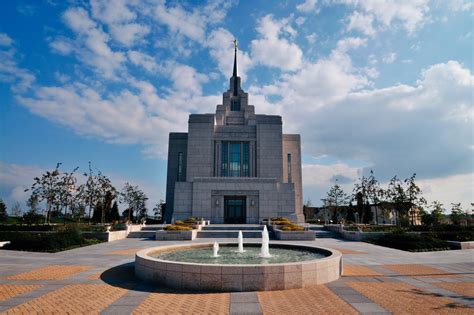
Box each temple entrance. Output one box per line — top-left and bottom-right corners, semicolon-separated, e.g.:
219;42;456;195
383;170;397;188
224;196;246;224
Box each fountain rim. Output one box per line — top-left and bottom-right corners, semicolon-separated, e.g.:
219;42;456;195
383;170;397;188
136;242;342;267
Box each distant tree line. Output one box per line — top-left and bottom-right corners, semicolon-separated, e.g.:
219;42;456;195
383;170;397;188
0;162;165;225
314;171;472;227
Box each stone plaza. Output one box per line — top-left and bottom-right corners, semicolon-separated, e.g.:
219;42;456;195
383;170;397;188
0;235;472;314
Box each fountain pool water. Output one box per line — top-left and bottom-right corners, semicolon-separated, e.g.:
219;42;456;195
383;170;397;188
151;243;325;264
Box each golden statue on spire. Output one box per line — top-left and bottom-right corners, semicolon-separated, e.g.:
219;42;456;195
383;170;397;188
233;38;238;50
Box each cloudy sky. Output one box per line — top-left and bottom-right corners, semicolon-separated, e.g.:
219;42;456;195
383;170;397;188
0;0;472;213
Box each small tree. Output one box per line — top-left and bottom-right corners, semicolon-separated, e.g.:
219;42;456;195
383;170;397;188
322;181;350;223
0;198;7;222
450;203;464;225
27;163;62;224
405;173;426;225
430;201;445;225
153;200;165;219
120;183;148;223
366;170;383;225
108;201;120;222
11;202;22;217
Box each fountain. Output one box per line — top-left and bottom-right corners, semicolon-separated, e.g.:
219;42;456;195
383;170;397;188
213;241;219;257
135;225;343;291
260;226;271;258
237;231;245;253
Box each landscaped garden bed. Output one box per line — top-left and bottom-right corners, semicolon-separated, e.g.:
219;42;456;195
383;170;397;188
156;218;202;240
366;233;451;252
0;228;103;252
270;217;316;240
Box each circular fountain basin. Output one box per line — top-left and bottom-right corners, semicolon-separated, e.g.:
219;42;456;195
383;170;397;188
135;243;342;291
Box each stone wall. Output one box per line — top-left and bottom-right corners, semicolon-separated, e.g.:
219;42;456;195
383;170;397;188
283;134;303;221
165;133;188;222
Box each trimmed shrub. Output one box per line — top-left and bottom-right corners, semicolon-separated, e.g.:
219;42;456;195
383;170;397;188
280;224;305;231
367;233;450;252
163;224;193;231
0;228;102;252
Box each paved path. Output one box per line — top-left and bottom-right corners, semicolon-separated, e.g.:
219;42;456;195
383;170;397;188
0;237;472;314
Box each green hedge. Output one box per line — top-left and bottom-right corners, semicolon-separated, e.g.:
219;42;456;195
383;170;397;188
367;233;451;252
0;229;102;252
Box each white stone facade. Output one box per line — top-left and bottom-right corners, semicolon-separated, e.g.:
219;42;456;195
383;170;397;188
165;51;303;223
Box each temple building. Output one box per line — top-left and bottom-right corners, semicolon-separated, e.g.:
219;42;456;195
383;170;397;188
165;42;303;224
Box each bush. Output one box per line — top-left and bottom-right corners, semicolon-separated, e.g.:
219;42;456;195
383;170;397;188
432;231;473;242
271;217;290;222
183;217;198;224
0;228;102;252
306;219;323;224
368;233;450;252
280;224;305;231
164;224;192;231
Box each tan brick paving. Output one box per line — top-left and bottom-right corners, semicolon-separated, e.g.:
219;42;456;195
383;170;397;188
7;265;92;280
106;248;145;255
87;272;103;280
434;282;474;298
381;264;460;278
133;292;230;315
1;284;127;315
348;281;473;314
0;285;42;302
343;265;384;277
333;248;367;254
258;285;358;315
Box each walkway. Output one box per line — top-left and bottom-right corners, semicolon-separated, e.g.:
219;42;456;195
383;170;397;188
0;237;472;314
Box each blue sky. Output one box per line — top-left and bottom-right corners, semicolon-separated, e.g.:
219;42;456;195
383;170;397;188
0;0;472;213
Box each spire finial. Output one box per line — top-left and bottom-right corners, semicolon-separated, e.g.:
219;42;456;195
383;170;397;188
232;39;238;77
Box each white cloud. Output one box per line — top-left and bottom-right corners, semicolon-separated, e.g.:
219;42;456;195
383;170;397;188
382;52;397;64
296;0;318;13
339;0;430;35
109;23;150;47
251;15;303;71
0;33;13;46
346;11;375;36
61;7;126;78
295;17;306;26
448;0;473;12
0;37;35;92
127;50;160;73
306;33;317;44
207;28;253;80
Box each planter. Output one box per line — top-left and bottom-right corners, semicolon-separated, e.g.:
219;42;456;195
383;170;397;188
447;241;474;250
274;228;316;240
156;229;197;240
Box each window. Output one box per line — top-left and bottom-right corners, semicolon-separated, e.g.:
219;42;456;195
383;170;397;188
221;142;228;176
231;98;240;111
177;152;183;181
221;142;249;177
287;153;292;183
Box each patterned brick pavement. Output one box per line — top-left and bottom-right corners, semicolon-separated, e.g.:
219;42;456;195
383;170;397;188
333;248;367;255
132;292;230;315
7;265;92;280
434;282;474;298
106;248;145;255
1;284;127;315
348;281;473;314
258;285;358;314
0;285;41;302
343;265;384;277
381;264;461;278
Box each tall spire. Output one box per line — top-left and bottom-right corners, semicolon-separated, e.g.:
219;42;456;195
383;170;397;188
232;39;238;77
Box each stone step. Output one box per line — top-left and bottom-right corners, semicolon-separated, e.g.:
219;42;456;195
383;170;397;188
141;225;165;231
315;231;340;238
127;231;156;238
202;224;263;231
196;230;263;238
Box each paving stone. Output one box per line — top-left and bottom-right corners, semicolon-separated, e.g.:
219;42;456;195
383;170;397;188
230;302;262;314
350;302;388;313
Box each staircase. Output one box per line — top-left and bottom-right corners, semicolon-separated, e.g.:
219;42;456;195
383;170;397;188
197;224;263;239
307;225;341;238
127;224;164;239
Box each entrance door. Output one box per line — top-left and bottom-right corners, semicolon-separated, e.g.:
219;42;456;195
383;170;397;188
224;196;246;224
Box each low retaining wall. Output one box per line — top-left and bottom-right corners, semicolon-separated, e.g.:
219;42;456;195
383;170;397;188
447;241;474;250
273;228;316;241
155;230;197;240
82;224;143;242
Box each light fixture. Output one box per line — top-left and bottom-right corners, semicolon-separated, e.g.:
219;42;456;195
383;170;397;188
215;199;219;206
251;200;255;206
